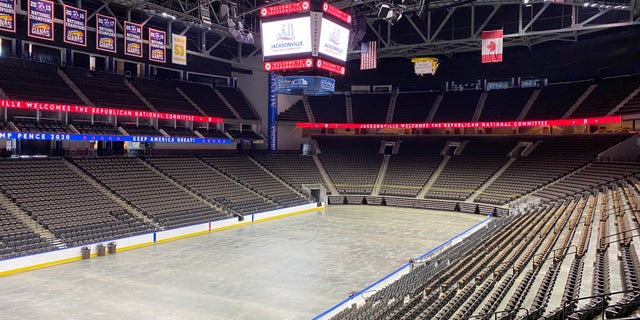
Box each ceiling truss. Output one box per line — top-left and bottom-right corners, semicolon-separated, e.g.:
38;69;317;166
349;1;640;60
15;0;637;66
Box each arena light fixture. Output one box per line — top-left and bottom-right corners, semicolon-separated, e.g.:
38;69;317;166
377;3;406;25
582;1;629;9
161;12;176;20
227;17;255;44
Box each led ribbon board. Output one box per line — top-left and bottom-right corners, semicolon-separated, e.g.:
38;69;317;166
0;100;224;123
264;58;314;71
260;1;310;18
296;115;623;129
322;2;351;24
275;76;335;96
0;132;232;144
316;58;345;75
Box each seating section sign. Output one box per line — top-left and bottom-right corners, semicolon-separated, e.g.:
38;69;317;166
63;4;86;46
148;28;166;63
96;14;117;53
28;0;54;41
124;21;143;57
0;0;16;33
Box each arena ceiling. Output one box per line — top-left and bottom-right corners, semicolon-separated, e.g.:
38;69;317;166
82;0;640;65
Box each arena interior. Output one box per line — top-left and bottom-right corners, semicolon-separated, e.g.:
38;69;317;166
0;0;639;318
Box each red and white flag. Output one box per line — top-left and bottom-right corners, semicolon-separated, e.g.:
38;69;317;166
482;29;503;63
360;41;377;70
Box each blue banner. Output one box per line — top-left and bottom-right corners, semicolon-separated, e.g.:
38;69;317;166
124;21;143;57
0;0;16;33
268;73;278;153
64;5;86;46
148;28;166;63
0;132;232;144
96;14;116;53
275;76;335;96
28;0;54;41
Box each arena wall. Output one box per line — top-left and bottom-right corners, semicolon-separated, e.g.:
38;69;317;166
0;203;324;277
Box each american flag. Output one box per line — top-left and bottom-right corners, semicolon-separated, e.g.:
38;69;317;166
360;41;377;70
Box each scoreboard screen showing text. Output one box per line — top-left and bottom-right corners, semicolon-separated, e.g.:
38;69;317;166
261;17;312;58
260;1;351;75
318;18;350;62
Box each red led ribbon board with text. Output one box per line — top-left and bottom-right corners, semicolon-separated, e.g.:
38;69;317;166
0;100;224;123
260;1;309;18
322;2;351;24
296;115;622;129
264;58;314;72
316;59;345;75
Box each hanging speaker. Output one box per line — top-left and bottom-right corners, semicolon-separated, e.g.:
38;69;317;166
377;4;391;19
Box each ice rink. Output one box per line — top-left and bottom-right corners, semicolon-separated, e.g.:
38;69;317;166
0;206;485;320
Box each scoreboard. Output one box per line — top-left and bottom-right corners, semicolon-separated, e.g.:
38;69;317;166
261;16;312;58
260;0;351;76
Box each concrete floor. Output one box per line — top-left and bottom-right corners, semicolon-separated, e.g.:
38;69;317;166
0;206;484;320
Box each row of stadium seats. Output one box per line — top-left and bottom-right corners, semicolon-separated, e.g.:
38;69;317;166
476;135;629;205
0;204;56;259
425;137;517;201
0;158;152;248
3;58;638;128
252;154;328;192
70;157;227;229
0;58;260;121
0;134;636;261
280;76;640;124
130;78;198;115
0;58;81;106
0;153;324;259
314;134;635;205
177;82;237;119
330;179;640;319
200;156;310;207
145;157;280;216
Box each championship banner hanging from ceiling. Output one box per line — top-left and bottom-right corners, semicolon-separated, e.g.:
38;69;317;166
63;4;87;46
148;28;166;63
482;29;503;63
28;0;54;41
124;21;143;57
96;14;117;53
0;0;16;33
172;33;187;65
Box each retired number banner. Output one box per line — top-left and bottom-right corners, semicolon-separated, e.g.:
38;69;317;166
171;34;186;65
0;0;16;33
64;5;87;46
96;14;117;53
28;0;54;41
124;21;143;57
148;28;166;63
